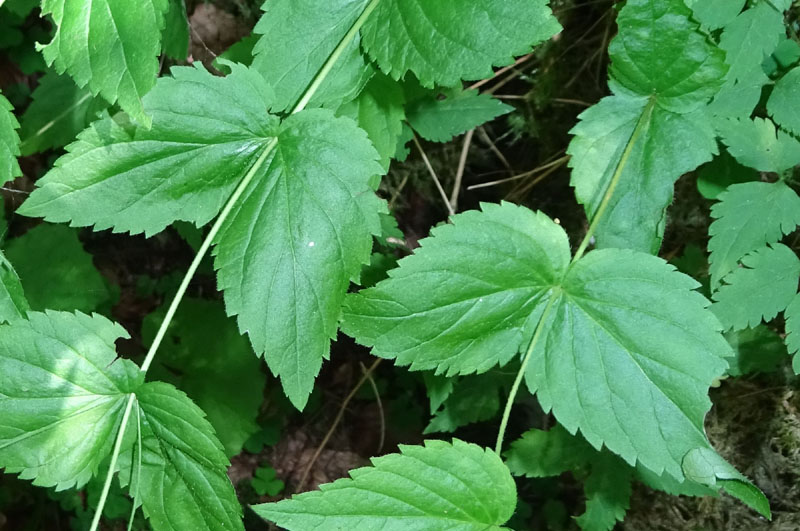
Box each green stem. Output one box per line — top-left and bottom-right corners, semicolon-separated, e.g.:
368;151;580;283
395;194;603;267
494;294;558;454
91;0;382;526
291;0;381;115
571;97;656;263
90;394;136;531
495;97;656;453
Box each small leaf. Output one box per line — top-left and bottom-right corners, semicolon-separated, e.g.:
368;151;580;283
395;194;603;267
686;0;746;30
696;150;757;200
682;447;771;519
0;91;21;185
253;439;517;531
719;2;785;85
343;202;570;376
18;71;110;156
338;72;406;170
4;224;112;313
575;453;632;531
19;64;278;236
214;109;385;410
708;181;800;288
39;0;170;125
0;311;141;490
122;382;245;531
361;0;561;87
0;250;28;323
252;0;373;111
406;89;512;143
424;373;505;434
422;372;454;414
711;244;800;331
767;66;800;137
783;292;800;374
505;424;595;478
161;0;189;60
716;117;800;173
724;325;787;377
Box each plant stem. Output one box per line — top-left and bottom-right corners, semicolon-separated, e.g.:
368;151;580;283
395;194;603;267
90;394;136;531
571;97;656;263
494;294;558;454
139;141;275;373
91;0;382;525
292;0;382;115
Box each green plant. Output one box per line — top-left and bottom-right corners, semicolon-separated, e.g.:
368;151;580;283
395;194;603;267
0;0;797;529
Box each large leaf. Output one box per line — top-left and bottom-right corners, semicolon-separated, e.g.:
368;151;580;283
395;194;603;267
708;181;800;288
361;0;561;87
343;202;570;376
142;298;265;457
253;439;517;531
18;71;109;155
568;0;726;253
122;382;244;531
214;109;384;409
39;0;169;125
711;244;800;331
4;224;112;312
0;311;141;490
0;91;21;185
718;2;785;85
346;203;731;480
252;0;373;112
0;250;28;323
686;0;746;30
19;64;278;237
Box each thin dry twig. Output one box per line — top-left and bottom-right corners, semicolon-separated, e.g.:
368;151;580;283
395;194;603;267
412;134;455;217
295;358;383;493
468;155;569;191
450;129;475;212
477;126;513;173
467;53;534;91
360;361;385;454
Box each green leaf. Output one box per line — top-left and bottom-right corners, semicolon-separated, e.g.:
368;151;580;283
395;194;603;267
0;250;28;323
711;244;800;331
719;2;785;86
346;202;731;480
696;150;757;200
424;373;505;434
214;34;259;73
252;0;373;112
686;0;746;30
161;0;189;60
39;0;169;125
724;325;786;377
4;224;112;313
783;292;800;374
768;66;800;137
19;64;278;237
527;248;730;479
0;91;21;185
682;447;771;519
338;72;406;171
505;424;595;478
361;0;561;88
2;0;38;17
122;382;244;531
143;298;265;457
406;89;512;143
214;109;384;410
422;372;454;414
252;465;284;497
575;453;632;531
343;202;570;376
569;0;725;252
708;181;800;288
716;117;800;173
253;439;517;531
19;71;110;156
0;311;141;490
